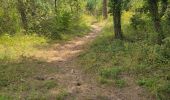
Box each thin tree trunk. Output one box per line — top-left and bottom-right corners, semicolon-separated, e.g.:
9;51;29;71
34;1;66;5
55;0;57;8
113;0;123;39
148;0;164;44
17;0;28;31
103;0;108;19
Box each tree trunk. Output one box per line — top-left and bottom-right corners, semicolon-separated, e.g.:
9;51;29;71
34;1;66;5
148;0;165;44
103;0;108;19
55;0;57;8
113;0;123;39
17;0;28;31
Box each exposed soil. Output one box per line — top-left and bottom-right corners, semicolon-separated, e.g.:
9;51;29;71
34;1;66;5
34;24;152;100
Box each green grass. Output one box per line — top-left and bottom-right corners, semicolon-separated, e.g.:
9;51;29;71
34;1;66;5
0;34;47;62
56;90;70;100
0;95;13;100
0;32;81;99
43;80;58;89
77;16;170;99
0;58;60;99
98;67;126;88
0;15;96;99
100;67;121;79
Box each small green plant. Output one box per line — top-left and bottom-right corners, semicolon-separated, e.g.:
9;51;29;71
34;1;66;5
99;67;126;87
137;78;157;89
100;67;121;79
115;79;126;88
56;90;69;100
0;79;9;88
157;83;170;100
43;80;58;89
0;95;13;100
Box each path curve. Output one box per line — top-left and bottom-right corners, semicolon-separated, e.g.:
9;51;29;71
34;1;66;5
35;24;150;100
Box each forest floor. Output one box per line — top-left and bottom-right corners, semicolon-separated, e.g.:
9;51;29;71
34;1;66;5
0;23;154;100
30;23;152;100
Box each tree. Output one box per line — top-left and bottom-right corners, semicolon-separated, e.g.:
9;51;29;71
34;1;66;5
111;0;123;39
148;0;168;44
17;0;28;31
103;0;108;19
55;0;57;8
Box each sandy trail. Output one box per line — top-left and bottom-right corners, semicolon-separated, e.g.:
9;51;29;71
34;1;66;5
46;24;102;62
35;24;151;100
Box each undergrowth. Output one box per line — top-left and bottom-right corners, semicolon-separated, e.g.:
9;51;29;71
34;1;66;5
0;15;95;99
0;34;47;62
78;17;170;99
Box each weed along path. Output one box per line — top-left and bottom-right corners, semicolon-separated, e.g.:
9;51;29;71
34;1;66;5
34;24;150;100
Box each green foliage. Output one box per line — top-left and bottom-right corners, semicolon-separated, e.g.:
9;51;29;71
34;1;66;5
115;79;126;88
130;14;145;29
0;0;20;34
137;78;170;100
0;95;13;100
99;67;126;88
0;62;33;89
0;34;47;61
43;80;58;89
86;0;102;17
100;68;121;79
0;58;60;99
0;0;170;99
0;0;92;40
137;78;157;88
86;0;97;13
78;16;170;99
56;90;69;100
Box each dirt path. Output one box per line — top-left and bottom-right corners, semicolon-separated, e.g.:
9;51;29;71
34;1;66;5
35;24;150;100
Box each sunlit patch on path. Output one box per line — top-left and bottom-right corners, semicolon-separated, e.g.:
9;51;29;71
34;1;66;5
36;25;102;62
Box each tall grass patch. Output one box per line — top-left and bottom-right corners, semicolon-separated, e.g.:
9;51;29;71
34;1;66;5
0;34;47;62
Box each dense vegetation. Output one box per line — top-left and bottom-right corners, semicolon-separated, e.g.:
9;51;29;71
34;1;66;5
0;0;102;61
0;0;103;99
78;0;170;99
0;0;170;99
0;0;91;38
